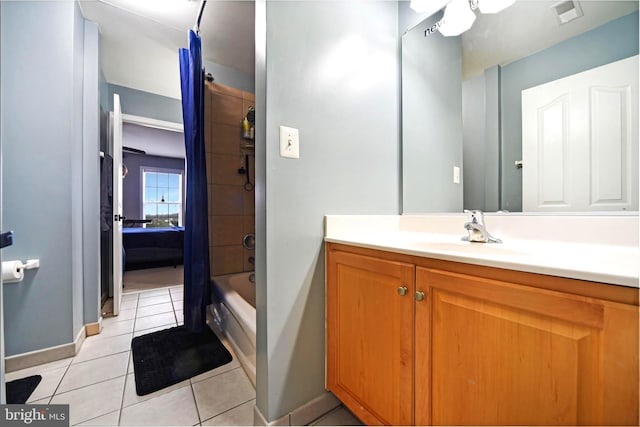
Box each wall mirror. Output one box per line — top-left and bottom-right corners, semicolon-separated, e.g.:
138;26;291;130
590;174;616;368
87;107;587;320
401;0;638;214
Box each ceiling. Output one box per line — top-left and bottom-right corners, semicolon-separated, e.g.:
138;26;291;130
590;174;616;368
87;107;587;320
462;0;639;79
80;0;255;100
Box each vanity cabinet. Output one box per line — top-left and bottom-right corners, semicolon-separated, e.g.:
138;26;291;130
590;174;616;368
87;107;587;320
326;243;639;426
326;250;415;425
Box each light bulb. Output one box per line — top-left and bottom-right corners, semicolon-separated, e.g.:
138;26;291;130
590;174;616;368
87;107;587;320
439;0;476;37
477;0;516;14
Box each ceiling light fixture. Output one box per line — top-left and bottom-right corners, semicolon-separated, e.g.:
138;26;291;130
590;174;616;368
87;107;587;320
439;0;476;37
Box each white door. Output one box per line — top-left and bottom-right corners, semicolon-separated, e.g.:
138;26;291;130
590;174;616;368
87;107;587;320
522;55;638;212
112;94;124;315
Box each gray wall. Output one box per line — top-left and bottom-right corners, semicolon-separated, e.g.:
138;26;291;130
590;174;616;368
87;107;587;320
107;83;183;124
105;61;254;125
203;60;255;93
500;11;639;211
1;0;92;355
462;66;500;211
401;12;463;213
122;152;185;223
83;20;101;326
256;0;400;421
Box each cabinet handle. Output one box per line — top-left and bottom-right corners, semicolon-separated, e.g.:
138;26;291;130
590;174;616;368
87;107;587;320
397;286;408;296
415;291;426;302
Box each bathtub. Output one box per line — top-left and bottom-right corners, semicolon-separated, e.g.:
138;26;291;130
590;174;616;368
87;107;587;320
209;272;256;386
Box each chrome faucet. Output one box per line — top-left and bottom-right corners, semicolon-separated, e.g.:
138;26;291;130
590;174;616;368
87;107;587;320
462;210;502;243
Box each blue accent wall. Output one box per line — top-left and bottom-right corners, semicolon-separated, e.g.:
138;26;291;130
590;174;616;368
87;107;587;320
123;153;185;224
500;11;639;211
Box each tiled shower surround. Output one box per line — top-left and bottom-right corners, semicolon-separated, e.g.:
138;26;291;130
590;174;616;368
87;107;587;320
204;82;255;276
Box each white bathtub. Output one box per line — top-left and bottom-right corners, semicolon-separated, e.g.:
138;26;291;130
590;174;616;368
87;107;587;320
209;272;256;386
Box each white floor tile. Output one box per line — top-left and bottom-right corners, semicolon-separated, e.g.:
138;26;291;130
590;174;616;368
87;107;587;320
134;312;176;331
201;399;255;426
175;310;184;324
128;353;135;374
192;368;256;421
190;358;240;384
122;373;190;408
57;352;129;394
136;302;174;318
95;319;135;339
132;325;175;338
6;357;73;380
30;397;51;404
72;333;132;364
102;308;136;324
24;366;68;403
120;300;138;311
138;295;172;307
119;385;199;426
75;410;120;426
312;407;363;426
51;376;125;426
172;299;184;312
122;293;139;303
138;288;171;299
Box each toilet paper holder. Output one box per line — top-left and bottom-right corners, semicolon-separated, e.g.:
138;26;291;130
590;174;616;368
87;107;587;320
2;259;40;284
17;259;40;270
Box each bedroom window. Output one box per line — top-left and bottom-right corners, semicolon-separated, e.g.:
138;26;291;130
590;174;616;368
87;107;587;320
142;170;183;228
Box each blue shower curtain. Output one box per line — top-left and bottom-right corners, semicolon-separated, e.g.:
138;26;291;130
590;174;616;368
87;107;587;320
179;29;210;332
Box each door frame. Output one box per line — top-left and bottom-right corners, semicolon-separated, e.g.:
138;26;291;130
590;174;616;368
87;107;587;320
109;112;184;308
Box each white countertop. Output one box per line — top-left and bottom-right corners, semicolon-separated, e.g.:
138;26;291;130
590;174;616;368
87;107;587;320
325;215;640;288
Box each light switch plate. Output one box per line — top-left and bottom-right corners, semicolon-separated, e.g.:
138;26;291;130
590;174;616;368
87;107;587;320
279;126;299;159
453;166;460;184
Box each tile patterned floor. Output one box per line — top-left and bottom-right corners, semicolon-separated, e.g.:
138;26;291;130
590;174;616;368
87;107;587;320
7;284;363;426
6;286;255;426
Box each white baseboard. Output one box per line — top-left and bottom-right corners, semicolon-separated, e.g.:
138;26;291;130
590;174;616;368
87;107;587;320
253;392;341;426
5;326;86;372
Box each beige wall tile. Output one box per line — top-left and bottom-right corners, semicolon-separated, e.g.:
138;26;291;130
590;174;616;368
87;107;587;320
211;82;243;98
212;93;243;126
211;216;244;247
243;215;255;235
243;189;255;216
204;88;213;153
242;91;255;103
212;124;243;155
206;152;213;184
212;154;243;186
243;248;255;272
211;246;244;276
210;185;243;216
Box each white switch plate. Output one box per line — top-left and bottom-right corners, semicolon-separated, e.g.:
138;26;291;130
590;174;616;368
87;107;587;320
453;166;460;184
279;126;299;159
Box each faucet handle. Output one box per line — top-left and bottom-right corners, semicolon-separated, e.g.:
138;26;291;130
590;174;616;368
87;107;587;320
464;209;485;225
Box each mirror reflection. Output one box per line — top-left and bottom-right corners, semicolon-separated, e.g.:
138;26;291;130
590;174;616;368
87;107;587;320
402;0;638;213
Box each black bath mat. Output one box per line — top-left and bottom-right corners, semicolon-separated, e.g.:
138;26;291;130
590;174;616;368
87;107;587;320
131;325;232;396
6;375;42;404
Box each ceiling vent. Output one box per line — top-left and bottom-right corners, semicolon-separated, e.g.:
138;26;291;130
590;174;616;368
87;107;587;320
551;0;584;25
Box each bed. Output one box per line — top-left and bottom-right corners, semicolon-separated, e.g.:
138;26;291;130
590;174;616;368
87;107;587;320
123;226;184;271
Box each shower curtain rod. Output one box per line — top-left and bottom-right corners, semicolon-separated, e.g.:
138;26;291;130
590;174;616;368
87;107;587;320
193;0;207;35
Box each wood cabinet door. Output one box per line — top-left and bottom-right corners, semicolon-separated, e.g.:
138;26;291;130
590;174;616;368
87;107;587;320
419;267;639;426
327;248;415;426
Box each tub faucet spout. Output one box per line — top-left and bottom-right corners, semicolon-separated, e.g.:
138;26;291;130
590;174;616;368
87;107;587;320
462;210;502;243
